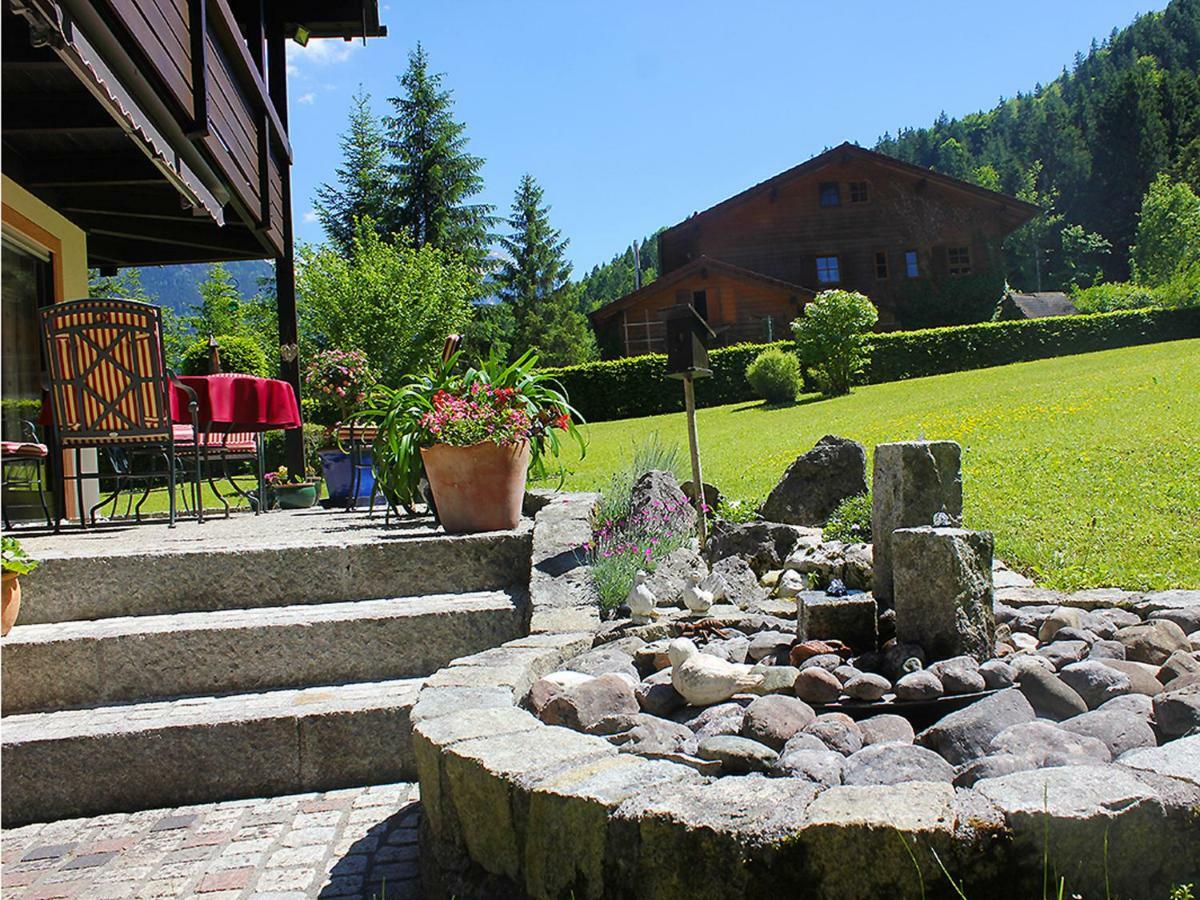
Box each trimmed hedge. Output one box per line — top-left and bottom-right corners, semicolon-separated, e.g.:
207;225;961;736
545;307;1200;423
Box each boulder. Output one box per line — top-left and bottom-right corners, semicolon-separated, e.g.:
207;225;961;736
797;591;878;650
871;440;963;603
1037;640;1090;670
740;695;817;750
539;673;639;731
1094;658;1167;696
786;542;847;586
1153;684;1200;739
1140;591;1200;633
794;667;843;703
703;520;815;576
1037;607;1083;643
629;469;696;531
988;720;1111;764
695;735;778;774
1159;650;1200;686
932;656;987;694
675;702;745;739
1089;640;1127;661
954;753;1043;787
843;743;955;785
591;713;698;757
1097;693;1154;720
1114;619;1191;665
774;746;845;786
843;673;891;701
1016;667;1088;721
858;714;915;746
758;435;867;526
894;669;944;701
1059;709;1157;758
892;526;995;663
979;659;1017;690
646;547;708;608
680;480;722;514
702;556;768;611
842;543;874;592
916;688;1035;765
1058;660;1133;709
804;713;864;756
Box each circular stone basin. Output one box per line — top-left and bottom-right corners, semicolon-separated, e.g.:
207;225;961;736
413;598;1200;899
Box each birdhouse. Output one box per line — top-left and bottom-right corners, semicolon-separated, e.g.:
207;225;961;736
661;304;716;380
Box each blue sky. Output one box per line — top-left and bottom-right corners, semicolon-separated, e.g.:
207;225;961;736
285;0;1160;274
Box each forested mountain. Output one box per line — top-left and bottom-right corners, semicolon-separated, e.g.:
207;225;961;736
875;0;1199;287
107;260;274;316
576;228;664;313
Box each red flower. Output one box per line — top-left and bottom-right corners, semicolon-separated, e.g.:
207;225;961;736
554;413;570;430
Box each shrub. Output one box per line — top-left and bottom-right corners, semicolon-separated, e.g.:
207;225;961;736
263;423;329;477
745;347;802;404
1072;282;1160;314
822;493;872;543
180;334;269;377
792;290;878;396
1159;260;1200;309
715;496;761;524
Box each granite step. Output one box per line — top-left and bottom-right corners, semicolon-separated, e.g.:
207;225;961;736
2;589;529;714
1;678;424;826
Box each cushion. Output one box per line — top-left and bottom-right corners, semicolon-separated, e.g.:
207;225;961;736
2;440;48;458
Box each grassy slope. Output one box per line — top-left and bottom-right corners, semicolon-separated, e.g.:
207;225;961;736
550;339;1200;591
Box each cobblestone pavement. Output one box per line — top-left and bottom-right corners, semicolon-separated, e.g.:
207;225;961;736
1;783;421;899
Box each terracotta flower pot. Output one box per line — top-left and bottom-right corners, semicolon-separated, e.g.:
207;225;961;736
2;572;22;637
420;440;530;533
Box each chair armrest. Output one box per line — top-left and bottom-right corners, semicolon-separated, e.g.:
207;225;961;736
168;370;200;411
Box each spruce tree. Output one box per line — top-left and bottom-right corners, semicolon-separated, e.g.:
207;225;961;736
313;87;391;255
384;44;493;267
497;175;595;366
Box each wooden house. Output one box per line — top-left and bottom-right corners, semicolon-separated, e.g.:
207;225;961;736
590;143;1038;357
1;0;384;515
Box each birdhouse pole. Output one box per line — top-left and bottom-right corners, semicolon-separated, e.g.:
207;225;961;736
682;373;706;544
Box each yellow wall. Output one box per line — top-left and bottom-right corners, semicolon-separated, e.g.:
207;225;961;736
2;174;89;300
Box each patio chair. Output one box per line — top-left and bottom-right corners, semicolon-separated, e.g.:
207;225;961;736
39;297;202;528
1;420;52;529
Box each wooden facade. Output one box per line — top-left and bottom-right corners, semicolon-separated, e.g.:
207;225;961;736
2;0;385;471
592;143;1038;356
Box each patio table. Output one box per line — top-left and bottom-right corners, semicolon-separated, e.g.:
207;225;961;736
171;374;302;432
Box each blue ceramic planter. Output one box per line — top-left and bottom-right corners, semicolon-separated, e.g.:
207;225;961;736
319;449;375;504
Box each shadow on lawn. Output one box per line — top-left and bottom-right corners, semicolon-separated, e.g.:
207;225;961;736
730;395;827;413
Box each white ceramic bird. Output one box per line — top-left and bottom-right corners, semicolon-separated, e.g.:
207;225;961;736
627;571;657;624
668;638;762;706
680;572;714;616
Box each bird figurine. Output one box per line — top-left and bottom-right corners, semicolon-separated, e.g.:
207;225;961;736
680;572;714;616
668;638;762;706
626;571;657;625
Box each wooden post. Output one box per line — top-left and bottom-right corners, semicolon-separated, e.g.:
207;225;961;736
682;374;706;545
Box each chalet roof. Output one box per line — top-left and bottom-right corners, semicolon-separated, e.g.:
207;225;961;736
588;255;814;323
659;142;1040;242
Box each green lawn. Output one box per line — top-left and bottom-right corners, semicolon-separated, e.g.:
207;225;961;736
548;339;1200;592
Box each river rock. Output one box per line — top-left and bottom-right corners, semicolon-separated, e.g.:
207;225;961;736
1097;693;1154;720
1059;709;1157;758
989;720;1111;764
892;526;995;663
1015;667;1088;720
833;665;863;685
843;743;955;786
1054;627;1098;646
774;746;845;786
702;636;751;665
1153;683;1200;739
696;735;778;774
1058;660;1133;709
748;630;793;661
932;656;987;694
797;653;844;672
916;688;1035;765
1037;640;1090;670
859;714;915;746
567;645;641;681
954;753;1043;787
804;713;863;756
592;713;698;756
758;435;867;527
843;673;891;701
740;695;817;750
1037;607;1083;642
635;671;686;718
979;659;1016;689
1089;640;1127;661
794;667;843;703
1094;659;1166;695
675;702;745;739
894;670;944;701
539;673;639;731
1114;619;1191;665
1159;650;1200;686
751;665;801;695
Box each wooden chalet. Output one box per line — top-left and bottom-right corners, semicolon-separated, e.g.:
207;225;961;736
590;143;1039;357
1;0;385;505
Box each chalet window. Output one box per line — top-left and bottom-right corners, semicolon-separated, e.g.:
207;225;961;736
692;290;709;320
948;246;972;275
819;182;841;207
816;256;841;284
875;251;889;279
904;250;920;278
850;181;869;203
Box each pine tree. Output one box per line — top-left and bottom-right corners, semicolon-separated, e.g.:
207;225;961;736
384;44;493;268
313;87;391;255
192;263;244;336
497;175;595;366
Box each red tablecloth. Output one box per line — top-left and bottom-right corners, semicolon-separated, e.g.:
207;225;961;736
172;375;302;432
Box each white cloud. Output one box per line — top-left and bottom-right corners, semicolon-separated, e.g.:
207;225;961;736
286;39;360;69
302;210;318;224
298;92;316;105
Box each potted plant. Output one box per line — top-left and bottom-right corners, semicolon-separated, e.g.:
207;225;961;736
2;537;38;636
265;466;322;510
304;349;376;505
362;349;584;533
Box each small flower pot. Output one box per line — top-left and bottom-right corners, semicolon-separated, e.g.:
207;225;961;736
2;572;22;636
420;440;530;533
273;481;321;510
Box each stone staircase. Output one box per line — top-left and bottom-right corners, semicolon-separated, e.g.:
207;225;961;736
0;518;534;826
